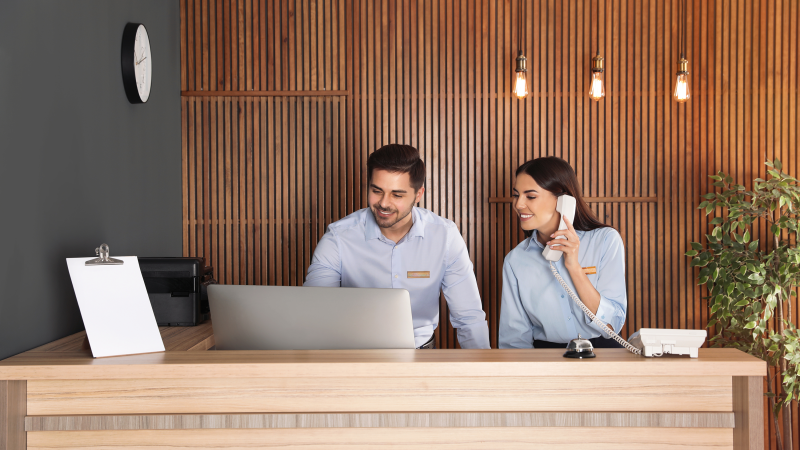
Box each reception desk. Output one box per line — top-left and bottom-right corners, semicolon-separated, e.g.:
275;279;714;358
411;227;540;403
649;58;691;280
0;324;765;450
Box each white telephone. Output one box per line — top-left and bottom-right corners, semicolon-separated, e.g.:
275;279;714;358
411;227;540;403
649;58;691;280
544;195;706;357
542;195;577;261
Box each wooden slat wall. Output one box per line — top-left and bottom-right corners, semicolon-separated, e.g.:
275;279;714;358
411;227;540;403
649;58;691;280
181;2;798;445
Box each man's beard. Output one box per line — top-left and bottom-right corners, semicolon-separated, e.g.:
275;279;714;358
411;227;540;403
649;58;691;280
371;203;413;229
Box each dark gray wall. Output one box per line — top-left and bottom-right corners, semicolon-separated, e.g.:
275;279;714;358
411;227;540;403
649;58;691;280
0;0;181;360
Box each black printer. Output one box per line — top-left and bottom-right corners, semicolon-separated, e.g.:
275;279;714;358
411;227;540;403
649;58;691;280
138;257;216;326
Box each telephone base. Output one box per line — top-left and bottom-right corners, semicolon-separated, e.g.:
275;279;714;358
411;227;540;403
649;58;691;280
627;328;707;358
641;345;699;358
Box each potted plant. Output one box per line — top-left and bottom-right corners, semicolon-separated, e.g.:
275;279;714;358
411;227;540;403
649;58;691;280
687;160;800;450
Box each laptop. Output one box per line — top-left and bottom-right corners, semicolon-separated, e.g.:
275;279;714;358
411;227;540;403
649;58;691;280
207;285;416;350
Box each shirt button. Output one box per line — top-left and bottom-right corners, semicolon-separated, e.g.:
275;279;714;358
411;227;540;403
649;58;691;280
561;295;564;298
395;275;398;278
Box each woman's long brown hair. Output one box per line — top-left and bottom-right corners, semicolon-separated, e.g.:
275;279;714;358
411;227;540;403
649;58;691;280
515;157;611;236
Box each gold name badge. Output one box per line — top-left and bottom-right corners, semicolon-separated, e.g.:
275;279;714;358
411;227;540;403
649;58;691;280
582;266;597;275
407;271;431;279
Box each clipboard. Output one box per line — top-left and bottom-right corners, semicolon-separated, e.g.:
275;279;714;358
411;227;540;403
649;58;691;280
67;244;165;358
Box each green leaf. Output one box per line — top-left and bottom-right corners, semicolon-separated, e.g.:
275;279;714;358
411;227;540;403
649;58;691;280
775;159;783;171
734;299;749;308
743;230;750;243
691;242;703;251
744;321;757;329
749;241;759;252
685;250;698;257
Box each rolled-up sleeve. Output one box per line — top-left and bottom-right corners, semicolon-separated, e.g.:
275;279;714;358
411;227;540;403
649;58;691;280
499;256;534;348
441;227;490;349
583;230;627;337
304;228;343;287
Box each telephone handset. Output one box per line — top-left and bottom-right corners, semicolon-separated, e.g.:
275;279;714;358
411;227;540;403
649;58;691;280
542;195;576;262
543;195;706;357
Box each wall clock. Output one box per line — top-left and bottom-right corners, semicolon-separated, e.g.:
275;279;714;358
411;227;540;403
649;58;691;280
121;23;152;104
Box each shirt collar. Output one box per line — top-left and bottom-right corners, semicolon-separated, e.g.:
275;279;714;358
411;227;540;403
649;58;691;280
407;207;425;239
525;229;586;251
364;207;425;242
526;230;544;250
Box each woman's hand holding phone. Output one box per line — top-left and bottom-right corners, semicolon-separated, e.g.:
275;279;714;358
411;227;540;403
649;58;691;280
546;216;581;270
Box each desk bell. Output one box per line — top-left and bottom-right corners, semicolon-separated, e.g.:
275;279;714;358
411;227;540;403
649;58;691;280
563;334;596;359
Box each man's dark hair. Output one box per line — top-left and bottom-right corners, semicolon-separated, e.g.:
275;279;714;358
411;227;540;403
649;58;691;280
367;144;426;191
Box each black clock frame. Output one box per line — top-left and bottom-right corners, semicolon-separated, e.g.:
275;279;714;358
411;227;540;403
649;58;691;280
121;23;149;104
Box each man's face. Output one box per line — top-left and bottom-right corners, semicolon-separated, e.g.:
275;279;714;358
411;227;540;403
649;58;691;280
368;169;425;229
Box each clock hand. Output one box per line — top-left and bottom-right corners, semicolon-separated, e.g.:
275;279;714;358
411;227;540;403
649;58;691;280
136;55;148;65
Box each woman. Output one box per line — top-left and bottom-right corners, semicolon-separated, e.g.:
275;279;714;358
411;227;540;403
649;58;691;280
498;157;627;349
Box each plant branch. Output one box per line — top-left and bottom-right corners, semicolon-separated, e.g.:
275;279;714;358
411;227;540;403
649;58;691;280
767;369;785;450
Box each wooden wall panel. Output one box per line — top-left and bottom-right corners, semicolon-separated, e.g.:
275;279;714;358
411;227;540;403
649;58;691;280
181;2;799;445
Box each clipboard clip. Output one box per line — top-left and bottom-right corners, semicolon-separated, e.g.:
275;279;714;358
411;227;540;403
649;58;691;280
85;243;124;266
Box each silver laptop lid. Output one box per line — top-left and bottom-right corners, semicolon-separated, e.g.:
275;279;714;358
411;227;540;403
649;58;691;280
207;285;416;350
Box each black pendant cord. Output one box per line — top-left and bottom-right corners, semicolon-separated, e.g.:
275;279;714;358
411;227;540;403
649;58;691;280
596;0;600;56
518;0;524;55
683;0;687;57
679;0;686;58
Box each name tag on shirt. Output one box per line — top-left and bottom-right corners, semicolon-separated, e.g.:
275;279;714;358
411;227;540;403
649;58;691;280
582;266;597;275
407;271;430;279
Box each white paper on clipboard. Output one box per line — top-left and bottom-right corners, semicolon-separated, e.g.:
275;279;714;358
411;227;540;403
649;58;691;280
67;256;165;358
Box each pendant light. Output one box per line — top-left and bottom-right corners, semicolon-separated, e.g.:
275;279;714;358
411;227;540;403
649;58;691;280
588;51;605;101
513;0;528;99
588;2;604;102
674;0;690;102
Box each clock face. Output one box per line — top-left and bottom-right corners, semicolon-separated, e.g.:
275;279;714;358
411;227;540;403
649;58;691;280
133;25;152;102
121;23;152;104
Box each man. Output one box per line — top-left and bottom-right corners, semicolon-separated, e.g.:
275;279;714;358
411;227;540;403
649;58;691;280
304;144;490;349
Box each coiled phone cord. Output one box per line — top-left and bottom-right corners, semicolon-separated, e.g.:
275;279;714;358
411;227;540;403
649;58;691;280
549;261;642;355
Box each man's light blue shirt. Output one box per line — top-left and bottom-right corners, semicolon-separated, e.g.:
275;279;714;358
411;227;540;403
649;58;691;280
304;207;490;349
499;227;627;348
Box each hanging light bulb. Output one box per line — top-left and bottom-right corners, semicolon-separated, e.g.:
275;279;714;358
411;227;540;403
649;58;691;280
588;52;605;101
674;57;690;102
512;0;528;99
514;51;529;99
674;0;690;102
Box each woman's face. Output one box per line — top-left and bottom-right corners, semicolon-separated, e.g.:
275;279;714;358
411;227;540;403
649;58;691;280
512;173;560;232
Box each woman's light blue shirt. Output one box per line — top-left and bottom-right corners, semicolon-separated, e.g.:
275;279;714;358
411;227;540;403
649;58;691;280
498;227;627;348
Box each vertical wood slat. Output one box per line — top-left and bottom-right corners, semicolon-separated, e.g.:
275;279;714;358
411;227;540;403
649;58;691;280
0;380;26;450
181;3;798;445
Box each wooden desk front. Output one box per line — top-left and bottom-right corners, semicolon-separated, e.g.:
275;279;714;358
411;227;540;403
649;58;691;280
0;325;765;450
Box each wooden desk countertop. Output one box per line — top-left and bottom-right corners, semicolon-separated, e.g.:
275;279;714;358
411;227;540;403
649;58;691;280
0;320;765;380
0;322;767;449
